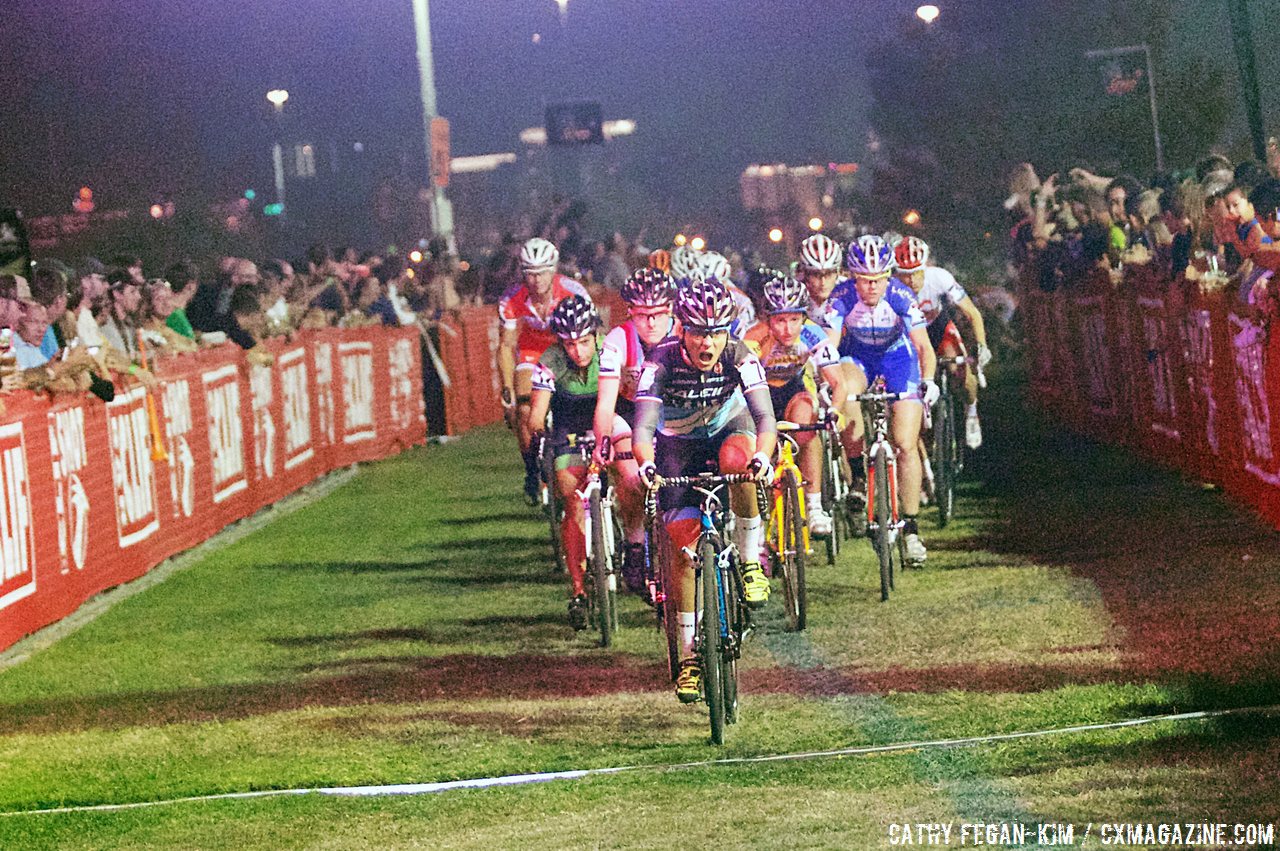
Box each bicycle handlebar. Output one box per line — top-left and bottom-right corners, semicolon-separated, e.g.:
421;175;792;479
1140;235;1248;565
650;472;759;488
853;389;915;403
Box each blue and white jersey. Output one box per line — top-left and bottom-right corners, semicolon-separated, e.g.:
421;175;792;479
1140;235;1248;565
833;278;927;358
807;276;854;343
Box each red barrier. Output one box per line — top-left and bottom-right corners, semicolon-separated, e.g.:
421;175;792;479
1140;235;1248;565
1020;260;1280;530
0;327;425;652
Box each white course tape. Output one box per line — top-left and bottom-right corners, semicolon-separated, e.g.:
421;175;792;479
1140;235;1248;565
4;703;1276;818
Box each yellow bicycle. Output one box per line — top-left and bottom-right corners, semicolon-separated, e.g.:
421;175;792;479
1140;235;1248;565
768;421;821;632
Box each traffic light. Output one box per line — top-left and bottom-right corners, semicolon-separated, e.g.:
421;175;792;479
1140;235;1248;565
263;203;284;216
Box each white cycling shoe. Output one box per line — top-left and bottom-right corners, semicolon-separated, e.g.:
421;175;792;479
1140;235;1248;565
904;533;927;565
808;505;833;537
965;412;983;450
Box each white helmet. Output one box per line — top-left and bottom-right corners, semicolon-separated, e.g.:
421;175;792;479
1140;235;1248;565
693;251;732;282
799;234;842;272
670;245;700;281
520;238;560;272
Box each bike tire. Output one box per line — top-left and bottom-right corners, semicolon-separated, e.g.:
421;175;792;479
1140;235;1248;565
589;490;614;647
821;436;841;564
699;536;726;745
780;469;807;631
934;396;955;528
723;550;741;725
873;444;894;602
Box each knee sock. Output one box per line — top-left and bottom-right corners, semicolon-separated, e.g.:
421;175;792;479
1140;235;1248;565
678;611;696;658
732;513;763;566
807;491;823;512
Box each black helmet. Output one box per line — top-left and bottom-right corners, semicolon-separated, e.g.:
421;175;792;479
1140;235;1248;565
674;277;736;332
620;267;676;307
548;294;600;339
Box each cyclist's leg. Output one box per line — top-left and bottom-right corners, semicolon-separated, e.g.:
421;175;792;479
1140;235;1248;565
840;358;870;490
886;341;927;562
515;362;540;496
785;388;829;534
555;462;589;595
722;428;769;607
608;417;648;593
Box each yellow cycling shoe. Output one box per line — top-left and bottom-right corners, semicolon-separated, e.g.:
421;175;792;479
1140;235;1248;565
740;562;770;609
675;658;702;703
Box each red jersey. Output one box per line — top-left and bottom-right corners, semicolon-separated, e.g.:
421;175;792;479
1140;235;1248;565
498;274;591;362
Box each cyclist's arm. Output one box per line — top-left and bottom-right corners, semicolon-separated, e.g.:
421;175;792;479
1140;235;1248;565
953;295;988;351
631;397;659;466
497;324;519;401
526;387;551;436
745;385;776;461
593;376;621;444
819;362;847;411
910;326;937;383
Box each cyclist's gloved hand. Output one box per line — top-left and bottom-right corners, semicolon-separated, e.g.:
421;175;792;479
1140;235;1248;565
592;435;613;466
977;344;993;369
748;451;775;486
921;379;940;408
638;460;659;490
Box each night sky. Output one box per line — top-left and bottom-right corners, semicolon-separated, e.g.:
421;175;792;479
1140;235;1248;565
1;1;1276;220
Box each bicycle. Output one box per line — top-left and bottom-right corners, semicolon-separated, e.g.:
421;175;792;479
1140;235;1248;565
855;378;914;602
646;472;767;745
929;355;965;528
577;436;632;648
771;421;824;632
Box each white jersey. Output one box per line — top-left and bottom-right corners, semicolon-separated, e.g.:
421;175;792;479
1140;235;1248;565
916;266;969;326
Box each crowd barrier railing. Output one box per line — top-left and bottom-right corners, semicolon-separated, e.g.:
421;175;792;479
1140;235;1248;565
1019;261;1280;528
0;326;426;652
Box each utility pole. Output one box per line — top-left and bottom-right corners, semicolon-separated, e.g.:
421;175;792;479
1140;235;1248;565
411;0;456;253
1227;0;1267;163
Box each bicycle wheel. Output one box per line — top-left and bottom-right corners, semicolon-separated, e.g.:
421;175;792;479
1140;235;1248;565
588;490;614;647
699;537;726;745
934;396;955;528
723;555;741;725
543;448;566;574
872;444;895;602
821;435;842;564
779;469;807;631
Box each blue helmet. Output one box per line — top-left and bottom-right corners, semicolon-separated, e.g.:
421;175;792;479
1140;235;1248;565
845;235;896;277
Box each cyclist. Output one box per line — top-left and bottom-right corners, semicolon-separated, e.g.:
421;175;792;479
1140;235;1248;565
894;236;993;449
835;235;938;565
692;250;755;334
743;275;847;537
797;233;849;346
670;244;700;282
632;277;777;703
592;268;679;594
497;238;591;501
526;295;605;630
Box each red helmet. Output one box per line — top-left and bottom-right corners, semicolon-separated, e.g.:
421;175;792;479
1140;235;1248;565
894;236;930;274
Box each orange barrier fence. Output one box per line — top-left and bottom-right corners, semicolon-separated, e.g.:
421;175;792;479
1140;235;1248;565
1020;263;1280;527
0;326;425;652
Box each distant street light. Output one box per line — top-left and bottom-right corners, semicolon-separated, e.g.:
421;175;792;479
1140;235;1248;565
690;236;707;252
555;0;569;24
674;233;688;247
266;90;289;217
808;217;824;231
916;4;940;24
149;204;164;219
903;209;922;226
768;228;784;243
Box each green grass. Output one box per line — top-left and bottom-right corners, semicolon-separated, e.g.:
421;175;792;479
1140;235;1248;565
1;368;1278;849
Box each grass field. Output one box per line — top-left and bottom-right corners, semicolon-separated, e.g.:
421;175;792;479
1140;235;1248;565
1;372;1278;849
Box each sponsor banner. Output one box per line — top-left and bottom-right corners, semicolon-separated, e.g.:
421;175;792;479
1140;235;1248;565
1072;294;1119;422
0;327;424;652
1228;313;1280;487
1134;296;1181;450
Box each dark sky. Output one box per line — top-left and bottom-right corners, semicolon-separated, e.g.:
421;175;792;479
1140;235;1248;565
2;1;1276;218
0;0;873;217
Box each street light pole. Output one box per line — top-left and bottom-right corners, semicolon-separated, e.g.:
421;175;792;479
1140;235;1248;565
410;0;456;252
1227;0;1267;163
266;89;289;215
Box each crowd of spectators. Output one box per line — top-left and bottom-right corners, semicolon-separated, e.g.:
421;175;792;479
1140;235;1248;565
0;240;476;404
1007;143;1280;314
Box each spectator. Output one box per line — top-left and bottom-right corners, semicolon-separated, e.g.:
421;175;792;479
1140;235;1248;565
69;258;109;349
143;280;198;352
12;301;51;369
594;235;629;289
1105;175;1144;256
0;275;22;330
110;254;145;286
28;259;69;355
163;260;200;339
260;259;294;333
1224;182;1271;262
188;258;259;348
100;270;143;357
